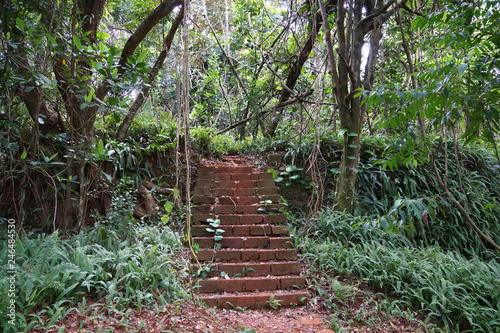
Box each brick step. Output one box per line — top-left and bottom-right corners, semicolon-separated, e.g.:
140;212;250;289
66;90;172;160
200;290;310;309
191;225;290;237
194;186;279;197
195;276;307;293
193;236;293;249
193;248;297;262
192;261;302;277
192;213;286;225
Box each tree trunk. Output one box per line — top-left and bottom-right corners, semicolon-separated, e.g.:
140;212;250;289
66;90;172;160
116;7;184;141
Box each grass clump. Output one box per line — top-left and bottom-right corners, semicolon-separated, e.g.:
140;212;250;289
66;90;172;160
297;210;500;332
0;218;188;332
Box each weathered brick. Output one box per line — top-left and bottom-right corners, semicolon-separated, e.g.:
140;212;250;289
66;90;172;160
255;187;278;195
217;181;238;188
213;188;234;196
259;194;281;203
244;263;271;276
232;225;250;236
245;237;269;248
192;205;212;214
269;237;293;249
193;237;214;248
191;225;209;236
271;226;290;235
192;195;215;205
214;205;237;214
231;173;251;181
250;225;271;236
280;277;307;289
257;179;276;187
238;181;258;188
218;196;237;204
238;197;260;205
241;250;259;261
233;188;254;196
220;237;245;248
215;173;232;181
259;249;276;261
215;250;241;261
264;213;287;224
270;262;301;275
194;187;212;196
244;278;278;292
241;215;264;224
250;174;259;180
237;205;259;214
218;215;240;225
192;214;216;223
275;249;298;261
217;295;256;309
194;250;214;261
198;279;244;293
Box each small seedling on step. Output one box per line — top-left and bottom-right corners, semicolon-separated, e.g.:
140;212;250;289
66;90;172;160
206;218;225;250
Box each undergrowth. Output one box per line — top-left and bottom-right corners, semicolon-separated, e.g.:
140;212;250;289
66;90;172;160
0;210;189;332
294;210;500;332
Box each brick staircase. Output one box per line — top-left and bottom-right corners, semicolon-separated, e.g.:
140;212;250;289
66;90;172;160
191;162;309;309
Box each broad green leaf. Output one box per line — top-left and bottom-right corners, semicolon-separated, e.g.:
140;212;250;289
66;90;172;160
97;139;104;155
73;35;82;50
137;50;148;63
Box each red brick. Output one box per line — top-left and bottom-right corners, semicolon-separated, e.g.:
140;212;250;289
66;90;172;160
198;279;244;293
196;180;216;188
280;277;307;289
220;237;245;248
257;180;276;187
191;225;209;236
264;213;287;224
245;263;271;276
245;237;269;248
259;195;281;203
232;225;250;236
193;195;215;205
250;174;259;180
232;173;251;181
218;215;240;225
244;278;278;292
271;226;290;235
191;214;216;223
195;187;212;196
238;181;258;188
215;173;231;181
259;249;276;261
275;249;298;261
217;295;256;309
215;250;241;261
218;196;237;204
193;237;214;248
258;172;274;180
269;237;293;249
238;197;260;205
192;205;212;214
217;181;238;188
214;205;237;214
270;262;301;275
255;187;278;195
241;215;263;224
250;225;271;236
241;250;259;261
273;292;309;306
194;249;214;261
233;188;254;196
213;188;234;196
237;205;259;214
